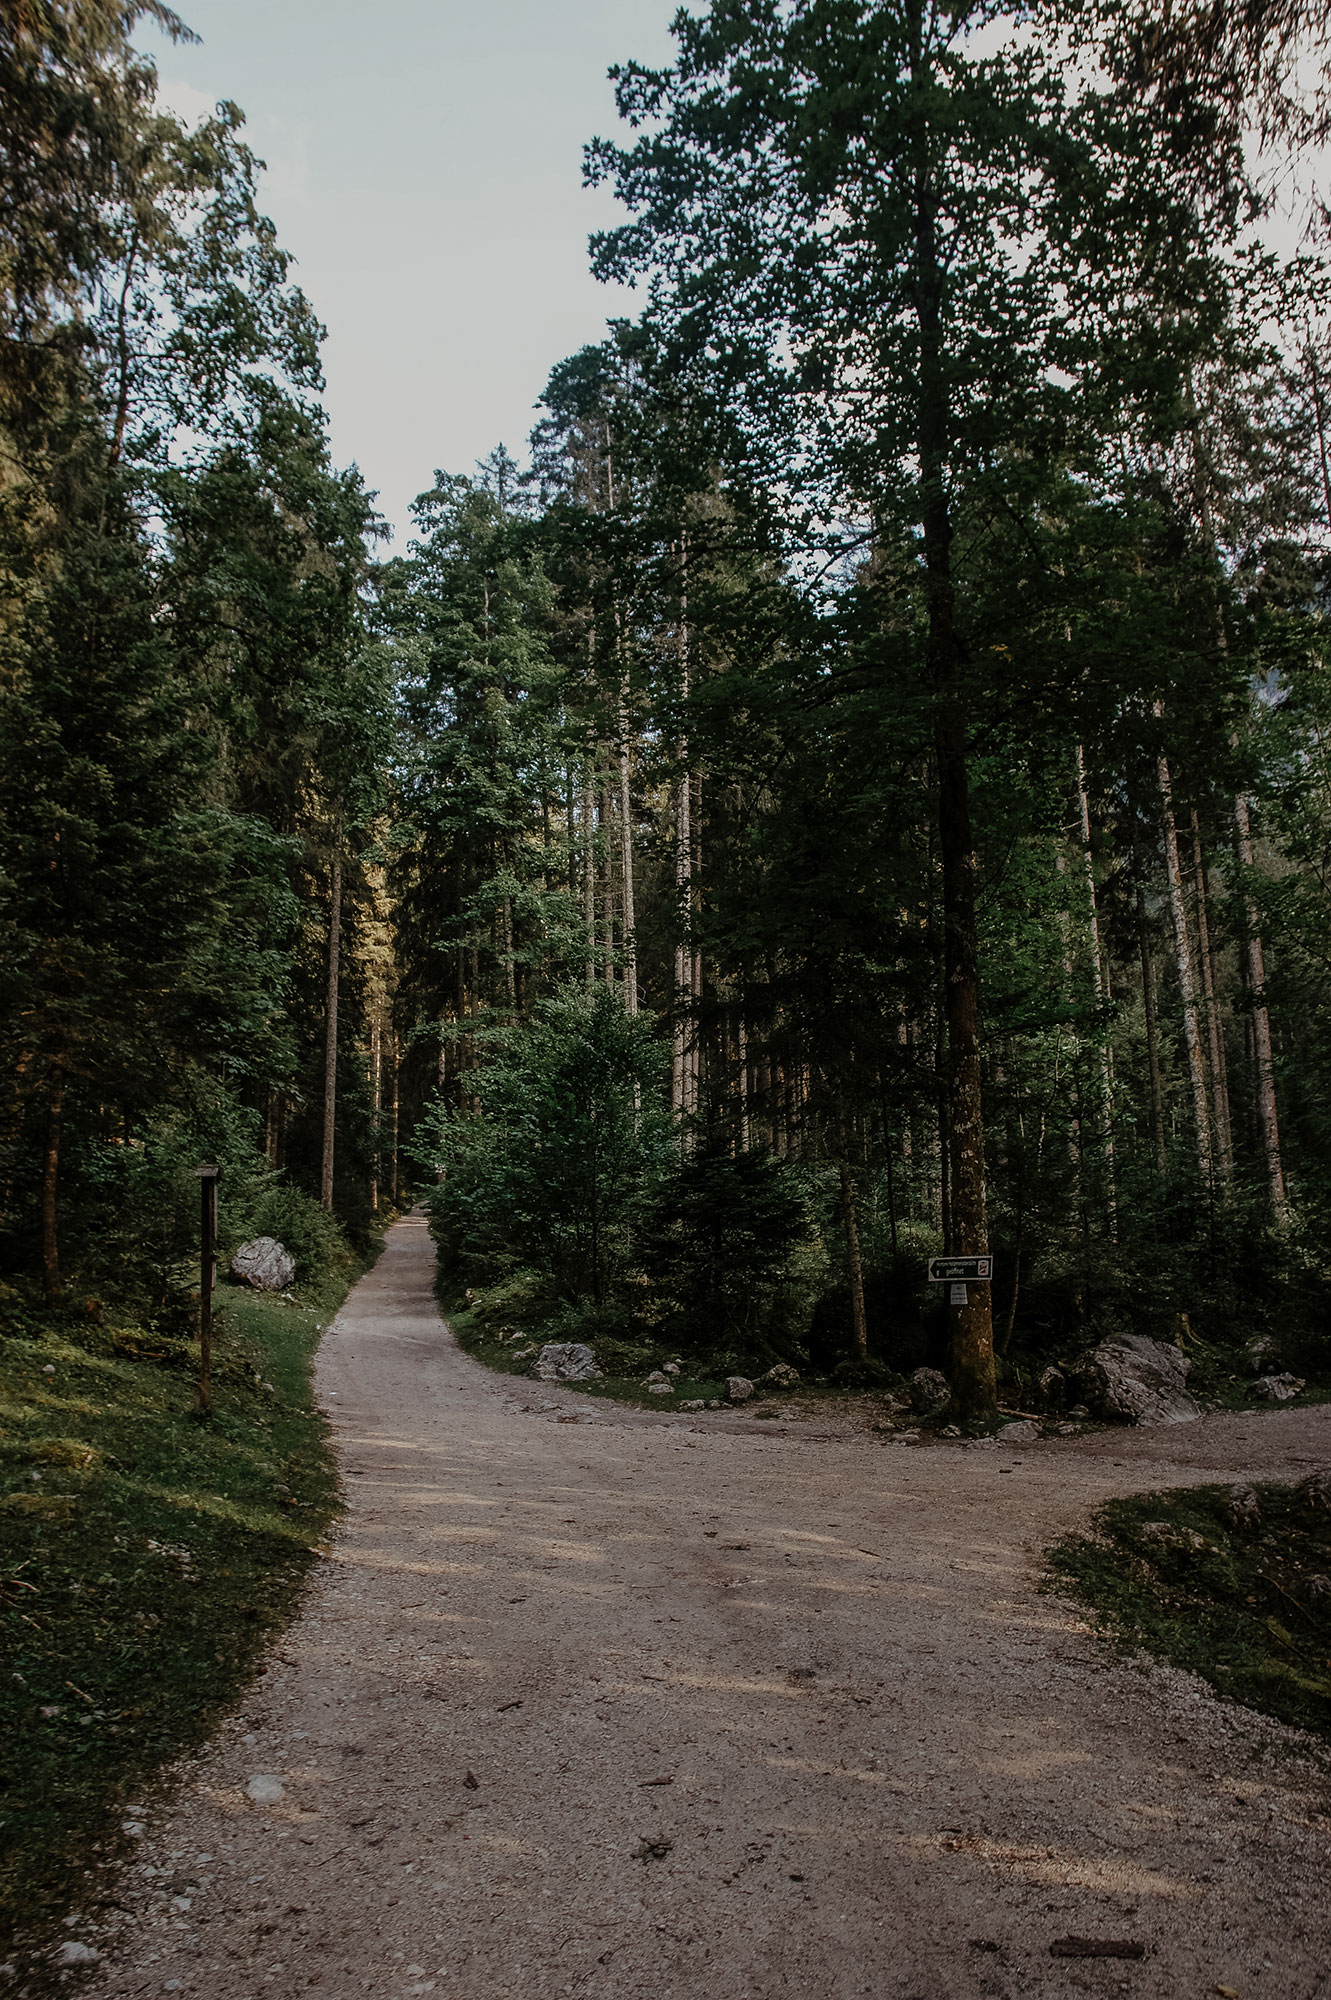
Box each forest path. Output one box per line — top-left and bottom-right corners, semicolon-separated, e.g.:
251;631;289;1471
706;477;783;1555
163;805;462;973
95;1216;1331;2000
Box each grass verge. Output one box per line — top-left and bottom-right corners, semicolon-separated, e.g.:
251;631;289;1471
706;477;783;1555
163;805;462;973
1047;1475;1331;1743
0;1262;360;1983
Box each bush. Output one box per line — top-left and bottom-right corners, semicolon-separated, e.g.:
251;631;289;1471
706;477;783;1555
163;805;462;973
416;985;672;1305
638;1145;814;1363
224;1175;351;1287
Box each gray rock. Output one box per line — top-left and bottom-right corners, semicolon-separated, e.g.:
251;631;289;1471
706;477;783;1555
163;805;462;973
1244;1335;1283;1374
1067;1404;1090;1420
532;1342;603;1383
1295;1470;1331;1513
647;1382;674;1396
663;1362;681;1376
646;1370;668;1383
679;1399;705;1412
909;1367;951;1415
1250;1372;1305;1403
727;1376;755;1403
1038;1365;1066;1406
245;1774;284;1805
997;1420;1039;1444
760;1362;802;1390
1139;1521;1208;1551
1219;1482;1262;1529
230;1236;296;1292
1074;1336;1200;1427
54;1943;99;1967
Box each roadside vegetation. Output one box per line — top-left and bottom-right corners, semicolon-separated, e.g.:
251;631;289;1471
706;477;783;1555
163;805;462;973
1049;1476;1331;1744
0;1169;363;1982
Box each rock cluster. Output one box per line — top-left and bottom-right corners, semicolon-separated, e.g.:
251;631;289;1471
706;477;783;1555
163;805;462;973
1250;1372;1305;1403
759;1362;801;1390
909;1367;950;1415
531;1342;603;1383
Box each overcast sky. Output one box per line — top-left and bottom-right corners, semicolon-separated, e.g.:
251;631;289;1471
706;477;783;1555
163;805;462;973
143;1;677;545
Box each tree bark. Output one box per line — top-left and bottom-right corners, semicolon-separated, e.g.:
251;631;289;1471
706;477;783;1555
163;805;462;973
618;685;638;1015
673;541;693;1131
582;753;597;993
1156;736;1212;1178
1136;878;1168;1172
42;1072;63;1305
1190;810;1233;1176
370;1008;382;1216
1075;744;1117;1237
321;835;343;1213
838;1155;869;1363
910;11;993;1417
389;1033;400;1209
1233;790;1287;1219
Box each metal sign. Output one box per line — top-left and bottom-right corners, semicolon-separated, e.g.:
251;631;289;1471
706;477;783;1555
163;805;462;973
949;1282;969;1305
928;1255;993;1284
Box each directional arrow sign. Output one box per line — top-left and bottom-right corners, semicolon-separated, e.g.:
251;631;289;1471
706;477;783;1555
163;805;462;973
927;1255;993;1284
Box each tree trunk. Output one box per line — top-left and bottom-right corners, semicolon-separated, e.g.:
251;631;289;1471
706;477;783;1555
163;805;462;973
370;1009;382;1215
42;1072;63;1305
389;1034;400;1208
737;1013;750;1151
1190;810;1233;1176
321;837;343;1213
1075;744;1116;1237
583;753;597;992
618;686;638;1014
1136;878;1168;1171
673;545;692;1130
1233;790;1287;1219
1155;729;1212;1178
910;23;993;1418
838;1155;869;1363
502;895;516;1014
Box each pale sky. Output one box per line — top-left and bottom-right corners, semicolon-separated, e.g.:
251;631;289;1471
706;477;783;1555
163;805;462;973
144;1;677;545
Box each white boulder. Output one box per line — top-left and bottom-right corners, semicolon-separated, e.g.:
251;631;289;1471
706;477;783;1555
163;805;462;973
231;1237;296;1291
1074;1336;1200;1427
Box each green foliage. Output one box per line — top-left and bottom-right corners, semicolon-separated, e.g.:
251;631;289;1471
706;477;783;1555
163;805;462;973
0;1268;350;1979
1048;1478;1331;1742
418;986;672;1305
639;1146;814;1360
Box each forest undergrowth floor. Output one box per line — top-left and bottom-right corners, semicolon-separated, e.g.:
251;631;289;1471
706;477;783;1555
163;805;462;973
0;1267;358;1982
54;1215;1331;2000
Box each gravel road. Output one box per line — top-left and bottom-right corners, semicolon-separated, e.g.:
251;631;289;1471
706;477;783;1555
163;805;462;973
91;1214;1331;1999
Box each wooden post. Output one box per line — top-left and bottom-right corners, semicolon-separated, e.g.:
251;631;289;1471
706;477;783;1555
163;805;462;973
194;1165;220;1418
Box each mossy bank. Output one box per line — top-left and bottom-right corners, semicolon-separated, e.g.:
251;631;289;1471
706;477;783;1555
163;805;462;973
1048;1472;1331;1746
0;1264;360;1989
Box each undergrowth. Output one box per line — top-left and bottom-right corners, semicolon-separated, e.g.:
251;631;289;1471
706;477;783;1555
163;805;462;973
0;1261;360;1984
1047;1475;1331;1743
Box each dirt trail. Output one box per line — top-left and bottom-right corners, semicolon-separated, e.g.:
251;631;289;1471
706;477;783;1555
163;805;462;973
93;1215;1331;1999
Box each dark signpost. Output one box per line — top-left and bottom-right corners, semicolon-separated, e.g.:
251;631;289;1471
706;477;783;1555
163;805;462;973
927;1253;992;1307
194;1164;220;1417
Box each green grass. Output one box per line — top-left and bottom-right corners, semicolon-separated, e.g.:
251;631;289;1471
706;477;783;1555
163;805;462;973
0;1263;360;1978
1047;1477;1331;1743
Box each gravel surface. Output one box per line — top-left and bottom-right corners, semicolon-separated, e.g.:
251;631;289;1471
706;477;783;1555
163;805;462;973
87;1214;1331;1999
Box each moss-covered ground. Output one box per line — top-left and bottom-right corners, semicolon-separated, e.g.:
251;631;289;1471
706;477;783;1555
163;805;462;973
1047;1476;1331;1744
0;1267;358;1979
